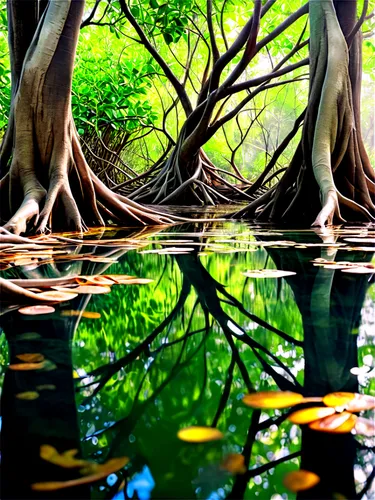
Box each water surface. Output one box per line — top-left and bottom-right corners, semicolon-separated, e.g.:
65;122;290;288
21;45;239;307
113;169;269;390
0;221;374;499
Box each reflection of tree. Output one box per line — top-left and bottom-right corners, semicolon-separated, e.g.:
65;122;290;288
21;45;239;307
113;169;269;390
0;300;90;499
265;240;374;499
2;230;373;499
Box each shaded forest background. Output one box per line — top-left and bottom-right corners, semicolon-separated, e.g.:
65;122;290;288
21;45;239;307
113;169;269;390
0;0;373;190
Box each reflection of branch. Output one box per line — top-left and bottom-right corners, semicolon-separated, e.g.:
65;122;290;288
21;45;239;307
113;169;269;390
79;278;192;396
246;450;301;479
228;410;261;499
211;355;235;427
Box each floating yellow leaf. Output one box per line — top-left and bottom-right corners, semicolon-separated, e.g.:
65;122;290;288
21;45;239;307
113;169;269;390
177;426;223;443
40;445;88;468
60;310;101;319
220;454;246;474
309;412;357;433
18;305;55;316
323;392;355;408
323;392;375;411
243;391;304;409
16;353;45;363
242;270;296;278
16;391;39;400
288;407;335;424
31;457;129;491
354;417;375;437
283;470;320;492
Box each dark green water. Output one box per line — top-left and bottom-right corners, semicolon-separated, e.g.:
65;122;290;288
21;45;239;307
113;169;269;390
0;221;374;499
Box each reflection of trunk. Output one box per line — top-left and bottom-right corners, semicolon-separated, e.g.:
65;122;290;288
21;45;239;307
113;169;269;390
0;311;89;499
267;244;372;499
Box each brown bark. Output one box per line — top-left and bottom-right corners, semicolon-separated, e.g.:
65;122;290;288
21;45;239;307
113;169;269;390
0;0;174;236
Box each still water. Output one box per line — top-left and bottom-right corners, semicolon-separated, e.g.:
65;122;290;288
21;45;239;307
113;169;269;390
0;221;374;500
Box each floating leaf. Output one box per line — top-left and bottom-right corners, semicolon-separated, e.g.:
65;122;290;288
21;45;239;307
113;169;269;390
323;392;355;408
242;270;296;278
243;391;304;409
104;275;153;285
355;417;375;437
341;267;375;274
288;407;335;424
220;454;246;474
9;361;46;371
18;305;55;316
40;445;88;468
343;238;375;243
283;470;320;492
31;456;129;491
76;276;115;286
309;412;357;433
17;332;41;340
16;391;39;400
60;310;101;319
69;285;111;295
37;291;78;301
177;426;223;443
345;394;375;412
36;384;56;391
16;353;45;363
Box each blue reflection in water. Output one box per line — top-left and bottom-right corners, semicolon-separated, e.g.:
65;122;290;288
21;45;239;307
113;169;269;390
126;465;155;500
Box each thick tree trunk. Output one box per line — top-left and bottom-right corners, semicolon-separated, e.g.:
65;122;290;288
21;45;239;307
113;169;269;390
0;0;174;235
240;0;374;226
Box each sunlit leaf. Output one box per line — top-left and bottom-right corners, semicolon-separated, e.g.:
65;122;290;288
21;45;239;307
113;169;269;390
16;391;39;400
220;454;246;474
31;456;129;491
18;305;55;315
243;391;304;409
354;417;375;437
60;310;101;319
283;470;320;492
242;270;296;278
37;291;78;301
288;407;335;424
309;412;357;433
177;426;223;443
16;353;45;363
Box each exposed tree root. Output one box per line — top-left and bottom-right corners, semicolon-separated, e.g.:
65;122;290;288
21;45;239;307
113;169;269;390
0;0;178;236
238;0;374;226
123;134;253;206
